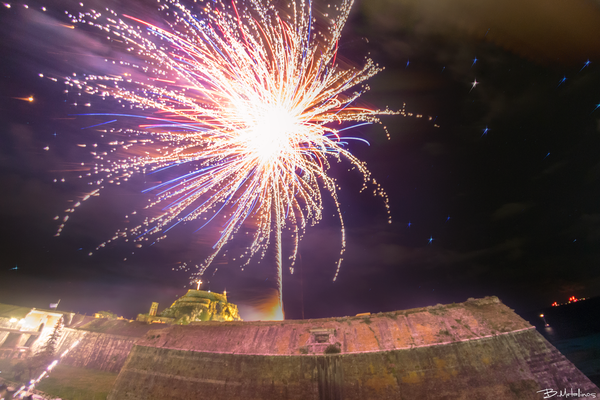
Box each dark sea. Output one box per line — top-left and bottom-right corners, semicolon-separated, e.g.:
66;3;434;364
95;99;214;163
520;297;600;387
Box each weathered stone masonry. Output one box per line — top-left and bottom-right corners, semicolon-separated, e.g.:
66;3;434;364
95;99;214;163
107;297;599;399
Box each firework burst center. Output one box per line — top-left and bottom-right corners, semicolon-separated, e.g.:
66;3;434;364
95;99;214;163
243;104;301;165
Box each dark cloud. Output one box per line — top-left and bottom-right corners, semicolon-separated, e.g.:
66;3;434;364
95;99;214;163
579;214;600;243
357;0;600;65
1;0;599;320
421;142;446;156
491;202;532;220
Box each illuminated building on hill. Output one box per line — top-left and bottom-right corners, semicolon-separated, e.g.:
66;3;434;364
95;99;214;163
136;289;242;324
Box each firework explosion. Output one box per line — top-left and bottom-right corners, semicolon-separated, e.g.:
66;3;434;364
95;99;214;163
48;0;421;316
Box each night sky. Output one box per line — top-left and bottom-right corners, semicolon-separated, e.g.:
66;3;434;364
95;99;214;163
1;0;600;320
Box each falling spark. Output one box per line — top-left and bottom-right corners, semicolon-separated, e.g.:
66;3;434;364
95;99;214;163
470;79;479;92
580;59;591;72
52;0;406;310
14;338;83;398
13;95;34;102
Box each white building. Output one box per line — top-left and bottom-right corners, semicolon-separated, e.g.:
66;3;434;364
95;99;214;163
0;303;74;359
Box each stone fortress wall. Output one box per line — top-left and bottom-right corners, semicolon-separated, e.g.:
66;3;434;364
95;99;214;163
2;297;598;399
0;289;240;373
134;296;534;355
107;297;597;399
111;328;586;400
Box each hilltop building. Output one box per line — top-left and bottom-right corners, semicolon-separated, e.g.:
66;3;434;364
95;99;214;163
136;289;242;324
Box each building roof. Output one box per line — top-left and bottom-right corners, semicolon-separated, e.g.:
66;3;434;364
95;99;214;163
0;303;33;319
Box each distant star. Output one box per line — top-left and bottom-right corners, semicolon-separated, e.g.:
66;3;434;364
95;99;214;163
471;57;478;67
407;221;412;228
446;215;451;222
557;76;567;87
543;152;550;160
10;265;18;270
428;236;434;244
481;126;489;137
593;103;600;113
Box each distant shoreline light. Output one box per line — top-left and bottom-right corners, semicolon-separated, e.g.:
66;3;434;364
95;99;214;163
551;296;587;307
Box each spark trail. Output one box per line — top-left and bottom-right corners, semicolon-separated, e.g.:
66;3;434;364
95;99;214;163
49;0;425;316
